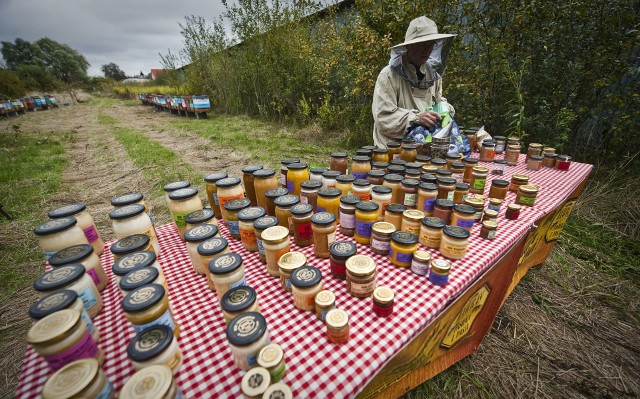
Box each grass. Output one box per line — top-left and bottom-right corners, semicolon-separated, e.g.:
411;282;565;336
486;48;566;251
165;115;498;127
0;126;68;301
401;362;497;398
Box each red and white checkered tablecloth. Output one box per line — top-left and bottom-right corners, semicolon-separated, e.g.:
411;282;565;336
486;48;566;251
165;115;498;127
16;155;593;399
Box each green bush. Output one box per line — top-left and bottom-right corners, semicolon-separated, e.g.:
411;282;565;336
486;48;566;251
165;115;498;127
0;69;26;98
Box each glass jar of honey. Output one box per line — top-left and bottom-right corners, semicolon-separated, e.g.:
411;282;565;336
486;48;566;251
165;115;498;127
400;143;418;162
48;204;104;256
277;251;307;292
389;231;418;267
367;169;386;186
417;182;438;215
310;167;327;181
462;157;478;184
351;156;371;180
372;148;389;163
463;197;485;222
253;169;279;210
321;170;340;189
336;174;355;197
338;195;360;236
261;226;291;277
516;184;539;206
419;216;445;248
203;173;226;219
274;194;300;234
345;255;377;298
505;203;522;220
330;152;349;174
253;216;278;264
224;198;251;240
290;266;323;311
354;202;379;245
479;140;496;162
542;152;558;168
280;157;300;188
316;188;341;217
264;187;289;217
300;179;323;212
401;209;424;235
326;309;350;344
439;226;471;260
242;165;263;206
527;155;543;171
556;155;572;171
198;238;230;291
371;186;392;220
286;163;309;196
329;241;357;280
509;173;529;192
450;204;476;231
238;207;266;252
504;144;521;166
290;204;314;247
489;179;509;199
433;199;454;224
470;166;489;194
352;179;372;201
387;141;402;160
526;143;543;160
311;212;337;258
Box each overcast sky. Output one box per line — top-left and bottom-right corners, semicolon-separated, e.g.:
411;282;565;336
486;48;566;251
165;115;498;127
0;0;228;77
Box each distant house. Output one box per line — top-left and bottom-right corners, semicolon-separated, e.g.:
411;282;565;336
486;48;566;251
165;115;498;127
151;69;170;80
121;77;149;83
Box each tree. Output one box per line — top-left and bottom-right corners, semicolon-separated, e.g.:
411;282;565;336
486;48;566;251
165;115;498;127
101;63;127;80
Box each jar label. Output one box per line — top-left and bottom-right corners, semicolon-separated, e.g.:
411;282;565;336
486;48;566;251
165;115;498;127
212;192;219;205
173;211;190;227
257;238;265;255
327;232;336;246
487;204;500;212
280;173;287;186
96;379;114;399
429;271;449;286
330;260;346;275
404;193;417;207
87;268;100;286
286;180;294;193
419;233;441;248
270;359;287;382
218;193;245;209
175;388;184;399
296;222;313;240
351;280;376;295
411;260;429;276
352;172;367;180
230;275;247;290
300;195;309;204
285;277;292;290
496;144;505;152
487;230;496;239
82;225;99;243
316;205;326;213
133;308;176;333
43;330;98;370
78;285;98;312
371;238;390;252
422;197;437;211
339;211;356;229
227;221;240;235
354;192;371;201
446;191;454;201
240;228;257;246
396;251;413;263
275;247;290;263
474;211;483;221
392;153;400;160
441;242;468;257
79;308;95;334
519;196;536;206
472;178;486;190
456;219;475;229
356;221;374;238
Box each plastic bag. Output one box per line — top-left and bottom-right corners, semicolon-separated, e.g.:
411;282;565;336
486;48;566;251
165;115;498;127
405;117;471;156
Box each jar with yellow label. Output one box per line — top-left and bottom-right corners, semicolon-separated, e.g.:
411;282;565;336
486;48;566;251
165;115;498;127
286;162;309;195
384;203;406;230
242;165;263;206
277;251;306;292
527;142;543;160
311;212;337;258
122;284;179;337
258;343;286;383
290;266;323;311
440;226;471;260
516;184;539;206
49;244;107;292
120;364;180;399
372;286;395;317
326;308;350;344
109;204;160;256
417;182;438;215
489;179;509;199
331;176;351;198
167;187;203;237
237;207;266;252
253;169;279;210
48;203;104;256
27;309;103;371
370;222;396;256
34;264;103;319
401;210;424;235
220;285;260;324
383;173;404;203
387;141;402;160
316;188;341;218
253;216;278;264
400;143;418;162
110;234;153;261
119;266;167;296
29;290;99;343
184;208;217;230
203;172;227;219
34;217;90;261
42;358;114;399
314;290;336;322
184;224;220;274
346;255;377;298
128;325;182;374
450;204;476;231
509;173;530;192
351;156;371;180
462;157;478;183
354;202;379;245
371;186;392;221
227;312;270;371
419;216;445;248
389;231;418;267
469;166;489;194
330;152;349;174
274;194;299;235
198;238;229;291
429;259;451;286
505;144;521;165
224;198;251;240
208;253;246;297
262;226;290;277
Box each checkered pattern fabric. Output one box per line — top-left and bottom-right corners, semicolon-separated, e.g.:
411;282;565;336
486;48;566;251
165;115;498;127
16;155;592;398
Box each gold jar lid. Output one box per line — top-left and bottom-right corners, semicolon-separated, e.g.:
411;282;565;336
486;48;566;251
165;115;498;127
421;165;438;173
42;358;99;399
482;220;498;230
489;198;503;206
484;209;499;217
511;173;529;183
463;197;485;208
263;382;293;399
345;255;376;276
402;209;425;221
325;308;349;329
507;144;521;150
519;184;539;194
27;308;80;344
373;286;394;304
413;250;431;263
372;222;396;236
543;147;556;153
431;259;451;274
507;203;522;211
258;343;284;368
261;225;289;243
528;143;543;148
119;365;173;399
314;290;336;308
277;251;306;272
471;166;488;174
241;366;271;397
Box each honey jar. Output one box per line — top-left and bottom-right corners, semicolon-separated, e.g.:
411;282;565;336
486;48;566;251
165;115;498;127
277;251;307;292
258;343;287;383
325;309;349;344
226;312;269;371
41;358;113;399
419;216;446;248
314;290;336;321
389;231;418;267
329;241;357;280
439;226;471;260
122;284;179;337
220;285;260;324
346;255;377;298
128;325;182;374
290;266;323;311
